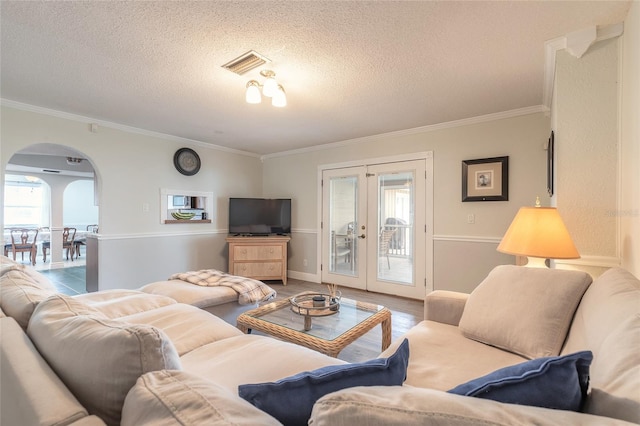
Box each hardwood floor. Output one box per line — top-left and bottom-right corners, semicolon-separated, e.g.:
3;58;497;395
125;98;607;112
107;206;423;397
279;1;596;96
262;278;424;363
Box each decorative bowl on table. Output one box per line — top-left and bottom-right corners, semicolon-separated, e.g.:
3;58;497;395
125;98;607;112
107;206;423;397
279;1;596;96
171;212;196;220
290;291;342;331
290;291;341;317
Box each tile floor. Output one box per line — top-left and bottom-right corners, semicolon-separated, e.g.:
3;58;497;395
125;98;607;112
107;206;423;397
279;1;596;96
7;252;88;295
38;266;87;295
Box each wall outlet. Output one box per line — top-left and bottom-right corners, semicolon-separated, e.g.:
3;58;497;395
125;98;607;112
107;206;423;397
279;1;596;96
142;203;149;213
467;213;475;224
303;259;308;267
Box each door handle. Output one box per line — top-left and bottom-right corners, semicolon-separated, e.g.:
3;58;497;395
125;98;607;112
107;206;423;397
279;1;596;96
358;234;366;239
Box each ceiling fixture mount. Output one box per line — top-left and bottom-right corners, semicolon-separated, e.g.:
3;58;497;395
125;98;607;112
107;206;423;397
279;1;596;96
245;70;287;107
66;157;83;165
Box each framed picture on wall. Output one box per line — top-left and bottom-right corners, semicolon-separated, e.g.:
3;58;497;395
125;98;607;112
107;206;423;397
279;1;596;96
547;131;554;196
462;156;509;202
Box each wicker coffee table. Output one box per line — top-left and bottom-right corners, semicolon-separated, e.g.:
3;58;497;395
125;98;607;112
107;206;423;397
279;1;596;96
236;293;392;357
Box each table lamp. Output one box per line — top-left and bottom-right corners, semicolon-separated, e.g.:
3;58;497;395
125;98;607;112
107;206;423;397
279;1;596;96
497;197;580;268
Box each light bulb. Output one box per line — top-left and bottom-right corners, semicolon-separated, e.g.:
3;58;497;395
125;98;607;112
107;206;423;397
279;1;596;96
245;81;261;104
262;76;278;98
272;85;287;107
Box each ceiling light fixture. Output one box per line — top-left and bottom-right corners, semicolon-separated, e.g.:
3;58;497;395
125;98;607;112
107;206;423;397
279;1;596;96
245;70;287;107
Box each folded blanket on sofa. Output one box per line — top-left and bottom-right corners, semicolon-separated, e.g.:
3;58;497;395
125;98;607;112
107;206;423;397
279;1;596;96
169;269;276;305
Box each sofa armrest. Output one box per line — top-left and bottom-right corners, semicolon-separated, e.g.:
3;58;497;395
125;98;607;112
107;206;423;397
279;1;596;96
424;290;469;326
310;386;638;426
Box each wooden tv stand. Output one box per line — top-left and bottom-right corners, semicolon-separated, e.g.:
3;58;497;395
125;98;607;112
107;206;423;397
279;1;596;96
226;235;290;285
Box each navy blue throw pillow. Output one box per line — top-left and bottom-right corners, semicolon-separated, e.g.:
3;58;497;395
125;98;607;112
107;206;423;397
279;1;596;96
238;338;409;426
448;350;593;412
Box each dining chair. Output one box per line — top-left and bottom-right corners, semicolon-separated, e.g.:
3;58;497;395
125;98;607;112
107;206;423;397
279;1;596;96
74;224;98;259
4;228;39;265
331;231;352;269
42;227;77;261
379;228;396;269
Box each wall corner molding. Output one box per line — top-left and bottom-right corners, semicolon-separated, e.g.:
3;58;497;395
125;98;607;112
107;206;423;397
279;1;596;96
542;22;624;109
566;26;598;59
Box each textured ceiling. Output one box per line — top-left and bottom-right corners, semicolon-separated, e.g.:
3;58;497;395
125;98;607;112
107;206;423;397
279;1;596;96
0;1;631;155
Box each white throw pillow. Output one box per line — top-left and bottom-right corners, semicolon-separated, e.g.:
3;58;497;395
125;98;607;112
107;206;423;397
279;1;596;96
27;294;181;426
458;265;592;359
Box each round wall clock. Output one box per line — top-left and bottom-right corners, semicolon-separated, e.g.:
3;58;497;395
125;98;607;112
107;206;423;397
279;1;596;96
173;148;201;176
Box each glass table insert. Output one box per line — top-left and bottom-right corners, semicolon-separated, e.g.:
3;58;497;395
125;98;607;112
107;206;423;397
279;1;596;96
236;293;392;357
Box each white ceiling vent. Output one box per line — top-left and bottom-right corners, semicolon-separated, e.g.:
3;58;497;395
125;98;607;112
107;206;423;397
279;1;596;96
222;50;271;75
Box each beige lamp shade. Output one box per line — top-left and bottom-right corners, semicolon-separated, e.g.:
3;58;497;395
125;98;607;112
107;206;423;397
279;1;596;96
497;207;580;260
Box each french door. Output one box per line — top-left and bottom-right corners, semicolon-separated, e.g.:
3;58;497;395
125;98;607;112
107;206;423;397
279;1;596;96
321;159;428;299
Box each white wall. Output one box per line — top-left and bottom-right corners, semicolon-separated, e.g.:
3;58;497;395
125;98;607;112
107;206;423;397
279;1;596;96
263;111;550;291
620;2;640;277
63;180;99;229
1;105;264;289
554;38;619;277
553;25;639;279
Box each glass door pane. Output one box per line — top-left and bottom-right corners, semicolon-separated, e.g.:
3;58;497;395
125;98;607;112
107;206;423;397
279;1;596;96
377;171;413;284
322;166;367;290
367;160;426;300
329;175;358;276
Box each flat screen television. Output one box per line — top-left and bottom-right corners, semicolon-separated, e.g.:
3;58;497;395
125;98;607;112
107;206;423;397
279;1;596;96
228;198;291;235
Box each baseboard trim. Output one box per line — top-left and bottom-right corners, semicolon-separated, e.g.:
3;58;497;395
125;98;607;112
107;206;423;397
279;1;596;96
555;256;621;268
288;270;321;283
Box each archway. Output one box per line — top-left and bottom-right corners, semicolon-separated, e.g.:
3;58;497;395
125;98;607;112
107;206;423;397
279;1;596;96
4;143;99;290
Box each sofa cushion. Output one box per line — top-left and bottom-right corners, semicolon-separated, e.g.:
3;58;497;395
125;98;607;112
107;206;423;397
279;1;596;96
239;339;409;426
448;350;592;411
119;303;243;356
180;334;345;393
1;317;90;426
0;257;53;286
562;267;640;424
458;265;592;359
310;386;635;426
379;320;526;391
27;294;181;426
0;269;57;328
140;280;238;308
122;370;282;426
74;290;177;318
1;254;26;277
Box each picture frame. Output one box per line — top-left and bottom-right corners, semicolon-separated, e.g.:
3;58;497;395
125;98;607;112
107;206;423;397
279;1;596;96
547;131;554;196
462;156;509;202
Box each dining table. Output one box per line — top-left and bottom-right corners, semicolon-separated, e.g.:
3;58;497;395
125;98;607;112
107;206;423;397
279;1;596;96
3;228;88;261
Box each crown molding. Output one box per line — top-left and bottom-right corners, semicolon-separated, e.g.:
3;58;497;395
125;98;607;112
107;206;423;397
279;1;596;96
0;99;260;158
262;105;546;160
1;101;546;163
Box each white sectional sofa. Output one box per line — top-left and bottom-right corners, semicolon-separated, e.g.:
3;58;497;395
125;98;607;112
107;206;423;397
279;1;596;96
1;255;638;425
